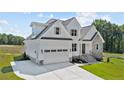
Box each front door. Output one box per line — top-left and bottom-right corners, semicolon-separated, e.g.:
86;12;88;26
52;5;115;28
82;44;85;54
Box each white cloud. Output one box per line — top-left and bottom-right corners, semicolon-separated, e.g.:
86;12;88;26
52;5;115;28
0;20;8;25
76;12;97;26
7;27;26;37
100;15;111;21
76;12;112;26
37;13;54;19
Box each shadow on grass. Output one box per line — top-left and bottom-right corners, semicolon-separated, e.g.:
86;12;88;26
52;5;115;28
1;66;13;73
14;53;30;61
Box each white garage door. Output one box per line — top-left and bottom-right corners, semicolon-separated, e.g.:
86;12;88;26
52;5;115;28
43;49;70;64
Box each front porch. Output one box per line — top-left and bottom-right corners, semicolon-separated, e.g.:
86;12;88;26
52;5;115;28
79;41;92;55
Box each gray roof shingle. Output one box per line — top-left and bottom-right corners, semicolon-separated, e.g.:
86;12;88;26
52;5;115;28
62;17;75;26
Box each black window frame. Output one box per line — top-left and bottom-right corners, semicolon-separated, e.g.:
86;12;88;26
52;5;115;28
51;50;56;52
96;44;99;50
55;27;60;35
57;49;62;52
63;49;68;52
72;43;77;52
71;29;77;36
44;50;50;52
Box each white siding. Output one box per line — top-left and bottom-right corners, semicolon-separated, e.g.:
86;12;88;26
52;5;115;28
38;39;72;64
24;39;72;64
41;20;71;39
65;18;81;56
24;40;40;61
66;18;81;40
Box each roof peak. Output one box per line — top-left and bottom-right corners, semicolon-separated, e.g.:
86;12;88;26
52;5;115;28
62;17;76;26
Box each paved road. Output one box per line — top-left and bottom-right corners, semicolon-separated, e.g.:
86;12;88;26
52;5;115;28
11;61;103;80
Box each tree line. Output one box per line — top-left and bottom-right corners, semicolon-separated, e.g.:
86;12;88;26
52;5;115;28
0;33;24;45
92;19;124;53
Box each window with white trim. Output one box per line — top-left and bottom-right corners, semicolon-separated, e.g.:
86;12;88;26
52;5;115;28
96;44;99;50
71;29;77;36
55;27;60;35
72;43;77;52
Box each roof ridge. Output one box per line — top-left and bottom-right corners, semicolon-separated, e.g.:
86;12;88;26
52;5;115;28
82;25;92;28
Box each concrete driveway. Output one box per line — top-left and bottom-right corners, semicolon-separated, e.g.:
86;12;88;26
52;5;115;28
11;60;103;80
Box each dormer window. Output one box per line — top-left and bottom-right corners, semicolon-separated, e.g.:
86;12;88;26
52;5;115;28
55;27;60;35
71;29;77;36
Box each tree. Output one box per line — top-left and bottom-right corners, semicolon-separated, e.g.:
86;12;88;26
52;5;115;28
0;33;24;45
92;19;124;53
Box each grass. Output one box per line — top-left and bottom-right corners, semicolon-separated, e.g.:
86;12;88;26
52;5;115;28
0;45;24;80
0;45;24;56
103;52;124;58
80;53;124;80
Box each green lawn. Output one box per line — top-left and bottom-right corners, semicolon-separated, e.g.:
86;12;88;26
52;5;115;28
80;53;124;80
103;52;124;58
0;45;24;80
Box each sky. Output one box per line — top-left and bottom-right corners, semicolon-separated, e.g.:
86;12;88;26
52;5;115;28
0;12;124;38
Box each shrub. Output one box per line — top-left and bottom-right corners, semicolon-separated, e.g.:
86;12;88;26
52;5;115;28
1;66;13;73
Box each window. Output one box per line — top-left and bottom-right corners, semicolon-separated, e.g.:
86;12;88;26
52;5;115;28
44;50;50;52
72;43;77;52
51;50;56;52
71;29;77;36
55;27;60;35
96;44;99;50
57;49;62;52
63;49;68;52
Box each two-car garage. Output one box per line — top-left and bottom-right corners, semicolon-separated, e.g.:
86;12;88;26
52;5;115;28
38;39;72;64
43;49;69;64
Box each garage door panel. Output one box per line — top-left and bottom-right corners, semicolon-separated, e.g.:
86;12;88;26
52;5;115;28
43;51;69;64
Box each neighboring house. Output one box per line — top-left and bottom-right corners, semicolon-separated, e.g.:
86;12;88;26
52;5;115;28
24;17;105;64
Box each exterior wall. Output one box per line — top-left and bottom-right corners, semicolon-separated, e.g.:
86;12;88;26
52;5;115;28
41;20;71;39
81;41;92;55
38;39;72;64
66;18;82;56
92;34;103;58
24;39;40;63
24;39;72;64
85;43;92;54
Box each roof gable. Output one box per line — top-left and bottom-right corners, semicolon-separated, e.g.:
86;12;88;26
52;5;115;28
80;25;92;39
83;25;97;40
39;20;72;39
29;19;57;39
80;25;104;42
62;17;75;26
